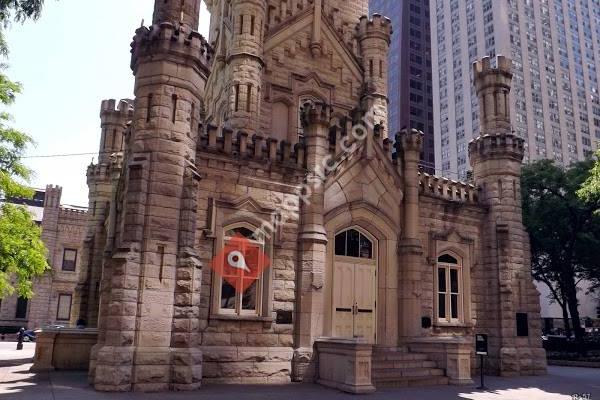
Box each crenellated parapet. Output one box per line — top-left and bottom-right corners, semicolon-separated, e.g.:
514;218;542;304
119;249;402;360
197;125;306;169
468;133;525;165
419;173;479;204
396;128;423;155
300;101;332;128
356;13;393;43
130;22;213;78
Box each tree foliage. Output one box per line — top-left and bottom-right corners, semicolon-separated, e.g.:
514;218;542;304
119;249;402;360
0;0;48;298
0;203;47;297
578;150;600;214
522;159;600;339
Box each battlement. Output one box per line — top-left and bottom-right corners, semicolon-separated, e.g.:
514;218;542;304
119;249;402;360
357;14;392;42
197;125;306;169
301;101;332;128
100;99;134;119
59;205;88;216
87;152;125;180
131;22;213;75
468;132;525;164
419;173;479;204
397;128;424;153
44;184;62;209
473;55;512;81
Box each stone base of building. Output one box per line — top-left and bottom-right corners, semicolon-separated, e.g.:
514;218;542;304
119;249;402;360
30;328;98;372
201;346;292;384
498;346;547;377
92;345;203;392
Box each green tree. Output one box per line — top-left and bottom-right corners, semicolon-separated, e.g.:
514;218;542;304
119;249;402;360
578;150;600;213
0;203;47;297
522;159;600;341
0;0;49;298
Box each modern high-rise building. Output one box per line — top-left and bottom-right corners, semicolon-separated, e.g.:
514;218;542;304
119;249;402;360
370;0;435;170
431;0;600;180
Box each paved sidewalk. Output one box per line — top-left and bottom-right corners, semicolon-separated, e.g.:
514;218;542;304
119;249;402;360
1;342;599;400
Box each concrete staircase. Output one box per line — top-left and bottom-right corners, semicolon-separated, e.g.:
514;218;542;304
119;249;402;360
371;347;449;388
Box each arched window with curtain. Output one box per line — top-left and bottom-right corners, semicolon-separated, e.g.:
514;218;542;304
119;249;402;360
436;254;462;323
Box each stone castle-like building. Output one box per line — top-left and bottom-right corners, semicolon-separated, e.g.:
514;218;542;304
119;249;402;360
75;0;546;392
0;186;87;331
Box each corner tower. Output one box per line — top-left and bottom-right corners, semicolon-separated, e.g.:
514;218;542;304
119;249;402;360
469;56;546;376
357;14;392;137
91;0;211;392
226;0;267;133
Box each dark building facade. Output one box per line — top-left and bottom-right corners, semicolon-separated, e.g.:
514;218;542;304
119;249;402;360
370;0;435;170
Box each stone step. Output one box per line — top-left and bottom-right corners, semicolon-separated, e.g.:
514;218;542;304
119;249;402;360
372;367;445;380
372;360;437;370
372;352;429;362
374;375;450;388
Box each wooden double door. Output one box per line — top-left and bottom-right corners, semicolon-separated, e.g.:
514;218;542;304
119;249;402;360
332;258;376;343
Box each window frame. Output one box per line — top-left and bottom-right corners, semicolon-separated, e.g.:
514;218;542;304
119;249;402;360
435;254;463;324
15;297;28;319
56;293;72;321
61;248;78;272
216;223;269;317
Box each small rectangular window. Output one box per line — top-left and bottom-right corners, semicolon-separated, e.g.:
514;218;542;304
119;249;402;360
15;297;28;319
62;248;78;271
56;294;72;321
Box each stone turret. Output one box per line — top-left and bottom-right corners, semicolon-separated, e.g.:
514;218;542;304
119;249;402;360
74;99;133;330
357;14;392;137
473;56;512;135
293;101;330;381
468;56;546;376
226;0;267;133
397;128;425;340
153;0;202;30
91;0;210;392
98;99;133;164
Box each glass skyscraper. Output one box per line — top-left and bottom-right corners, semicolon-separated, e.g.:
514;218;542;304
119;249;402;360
370;0;435;171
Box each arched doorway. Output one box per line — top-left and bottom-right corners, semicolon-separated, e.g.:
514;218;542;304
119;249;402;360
331;227;377;343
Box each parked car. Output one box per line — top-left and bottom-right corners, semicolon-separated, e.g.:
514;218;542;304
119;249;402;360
16;330;36;342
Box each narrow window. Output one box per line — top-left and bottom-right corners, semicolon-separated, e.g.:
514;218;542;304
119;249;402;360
369;59;374;77
436;254;462;323
158;245;165;282
101;128;107;150
62;248;78;271
172;94;178;123
15;297;28;319
56;294;72;321
111;129;116;149
379;59;383;78
246;84;252;112
190;102;195;130
251;15;255;35
146;94;153;122
234;84;240;112
239;15;244;34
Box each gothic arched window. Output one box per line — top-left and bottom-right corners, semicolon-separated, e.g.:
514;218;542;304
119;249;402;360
334;228;373;259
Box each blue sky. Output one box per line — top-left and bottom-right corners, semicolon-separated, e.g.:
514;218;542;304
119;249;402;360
5;0;210;206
